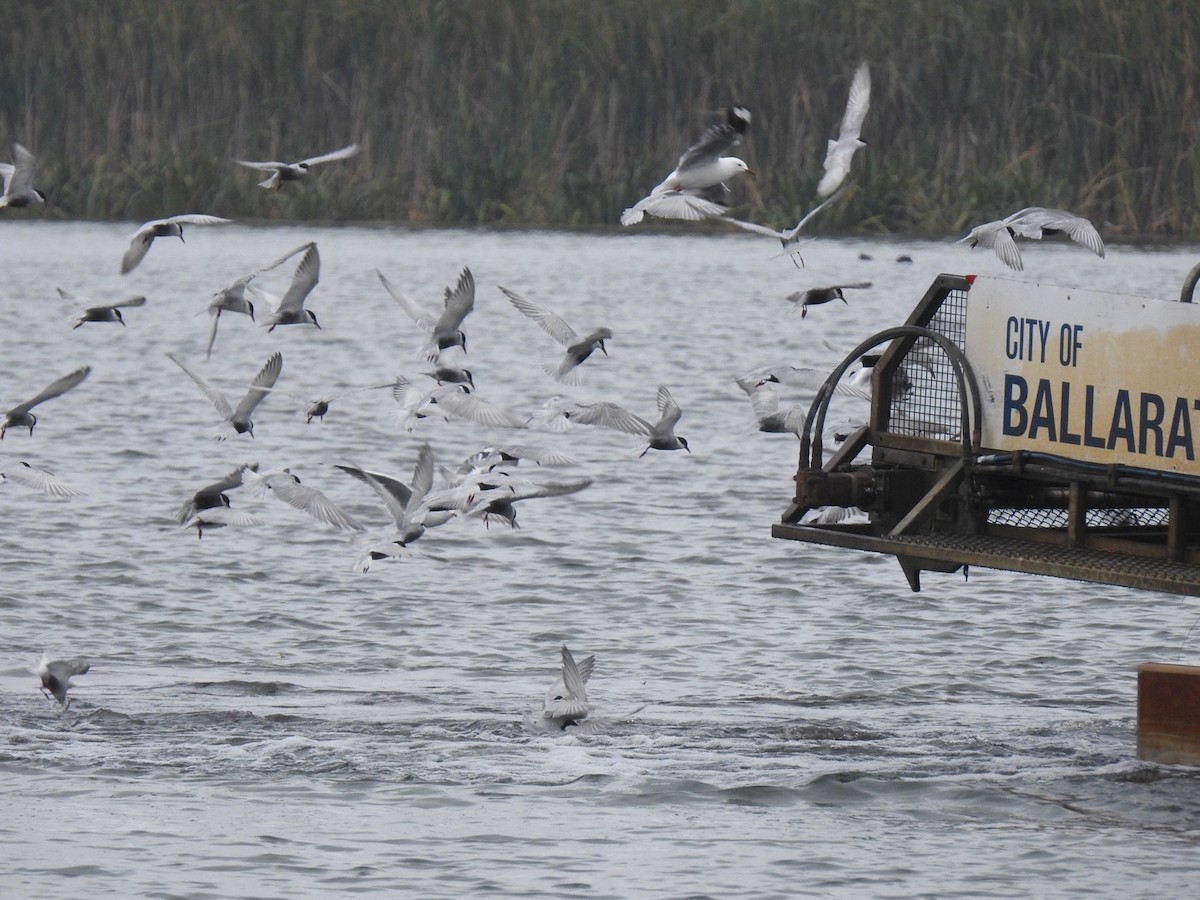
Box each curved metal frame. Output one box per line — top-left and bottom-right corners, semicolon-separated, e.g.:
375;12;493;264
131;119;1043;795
798;324;983;471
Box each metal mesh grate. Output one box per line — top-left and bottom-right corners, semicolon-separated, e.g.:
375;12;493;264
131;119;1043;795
887;287;968;440
987;507;1170;528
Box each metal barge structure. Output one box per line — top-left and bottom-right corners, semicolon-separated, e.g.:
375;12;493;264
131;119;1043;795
774;271;1200;597
772;270;1200;765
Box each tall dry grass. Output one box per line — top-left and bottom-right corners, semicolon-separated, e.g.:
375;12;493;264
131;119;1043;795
0;0;1196;234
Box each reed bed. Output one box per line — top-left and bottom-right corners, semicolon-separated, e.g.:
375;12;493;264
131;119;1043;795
0;0;1197;234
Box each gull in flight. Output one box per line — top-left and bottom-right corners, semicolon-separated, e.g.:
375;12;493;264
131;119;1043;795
958;207;1105;271
543;645;594;730
736;377;809;436
38;653;90;709
1;365;91;439
276;381;392;424
203;242;314;358
498;285;612;384
183;505;265;538
459;475;592;529
58;287;147;329
723;190;843;261
559;385;689;456
454;444;578;476
786;282;872;318
254;242;321;331
0;143;46;209
167;351;283;439
422;350;475;391
336;444;454;569
233;143;360;190
392;376;525;431
817;61;872;198
0;460;84;496
175;462;257;525
378;267;476;360
121;214;231;275
242;466;364;531
621;106;753;225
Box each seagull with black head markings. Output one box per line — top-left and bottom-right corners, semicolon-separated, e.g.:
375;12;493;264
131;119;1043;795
233;143;359;190
1;365;91;439
121;214;231;275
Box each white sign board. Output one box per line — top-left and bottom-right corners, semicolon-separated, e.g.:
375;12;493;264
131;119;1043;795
964;275;1200;475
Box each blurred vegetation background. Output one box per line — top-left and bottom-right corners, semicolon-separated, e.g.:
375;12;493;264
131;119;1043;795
1;0;1198;235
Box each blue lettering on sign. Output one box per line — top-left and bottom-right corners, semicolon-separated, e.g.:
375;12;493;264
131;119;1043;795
999;378;1200;461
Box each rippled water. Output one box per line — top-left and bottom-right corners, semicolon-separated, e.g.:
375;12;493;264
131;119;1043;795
3;220;1200;897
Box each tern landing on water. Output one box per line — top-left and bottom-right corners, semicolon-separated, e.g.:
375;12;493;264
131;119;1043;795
498;285;612;385
233;143;359;190
0;143;46;209
543;645;595;730
958;207;1105;272
38;653;89;709
167;351;282;440
121;214;231;275
817;61;871;198
621;106;753;225
1;365;91;439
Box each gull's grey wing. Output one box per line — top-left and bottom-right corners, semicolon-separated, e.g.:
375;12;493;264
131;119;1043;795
231;351;283;420
8;143;36;196
299;143;359;166
676;106;751;170
1005;207;1105;258
167;353;233;418
232;159;286;172
434;388;526;429
837;61;872;141
817;63;871;198
162;214;232;227
408;443;436;507
498;286;579;347
376;269;438;332
560;646;589;704
264;473;364;531
336;463;412;528
961;220;1023;271
434;267;475;334
7;365;91;416
274;243;319;314
563;400;652;436
121;231;154;275
621;190;727;226
781;190;844;243
655;385;683;430
2;461;84;496
504;477;592;505
724;217;784;239
86;296;148;312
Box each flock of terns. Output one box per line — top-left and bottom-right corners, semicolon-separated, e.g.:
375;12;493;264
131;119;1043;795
10;60;1108;724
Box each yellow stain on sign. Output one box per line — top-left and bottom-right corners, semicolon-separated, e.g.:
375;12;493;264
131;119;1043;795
965;276;1200;475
